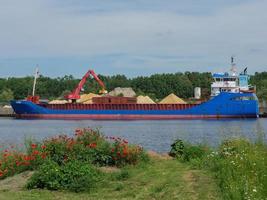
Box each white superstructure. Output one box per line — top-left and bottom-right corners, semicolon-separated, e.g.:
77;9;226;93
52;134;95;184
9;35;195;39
211;73;239;96
211;58;253;96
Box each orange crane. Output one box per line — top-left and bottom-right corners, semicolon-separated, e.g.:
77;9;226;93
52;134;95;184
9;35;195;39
65;69;107;102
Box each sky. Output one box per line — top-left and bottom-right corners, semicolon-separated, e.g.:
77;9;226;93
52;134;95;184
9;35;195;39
0;0;267;78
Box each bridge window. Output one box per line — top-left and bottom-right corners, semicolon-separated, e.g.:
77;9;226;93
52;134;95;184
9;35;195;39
231;96;256;101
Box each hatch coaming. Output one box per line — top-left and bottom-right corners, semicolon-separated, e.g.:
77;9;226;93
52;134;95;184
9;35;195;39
42;103;198;111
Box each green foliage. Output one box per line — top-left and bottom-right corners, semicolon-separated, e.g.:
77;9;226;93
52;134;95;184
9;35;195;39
23;128;147;193
169;139;208;162
0;128;148;195
1;72;214;100
0;141;48;179
250;72;267;100
60;160;100;192
2;71;267;101
0;88;14;102
257;87;267;100
89;141;113;166
0;151;29;179
110;139;147;167
0;157;221;200
70;128;113;166
26;159;62;190
41;136;70;165
130;73;198;99
29;128;146;167
169;139;185;157
59;90;71;99
170;138;267;200
203;139;267;200
115;169;130;181
26;159;100;192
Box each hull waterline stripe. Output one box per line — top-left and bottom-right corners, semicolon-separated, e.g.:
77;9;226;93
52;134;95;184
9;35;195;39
16;114;257;120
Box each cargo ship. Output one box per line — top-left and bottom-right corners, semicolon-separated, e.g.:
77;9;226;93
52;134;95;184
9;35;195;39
10;60;259;119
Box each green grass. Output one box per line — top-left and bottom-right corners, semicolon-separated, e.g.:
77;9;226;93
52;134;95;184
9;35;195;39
169;138;267;200
0;158;221;200
202;139;267;200
3;135;265;200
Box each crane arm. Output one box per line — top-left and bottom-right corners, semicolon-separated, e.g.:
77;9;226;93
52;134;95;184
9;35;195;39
65;69;107;101
65;70;91;100
89;70;107;94
89;70;106;90
74;70;92;97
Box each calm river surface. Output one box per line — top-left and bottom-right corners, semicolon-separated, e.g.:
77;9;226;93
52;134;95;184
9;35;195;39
0;118;266;152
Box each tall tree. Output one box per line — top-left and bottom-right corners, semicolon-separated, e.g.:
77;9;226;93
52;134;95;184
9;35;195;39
0;88;14;102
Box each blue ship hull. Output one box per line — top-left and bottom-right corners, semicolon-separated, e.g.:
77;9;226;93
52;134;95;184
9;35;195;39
10;93;259;119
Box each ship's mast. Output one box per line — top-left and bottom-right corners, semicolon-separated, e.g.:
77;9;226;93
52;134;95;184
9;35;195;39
230;56;237;76
32;66;39;96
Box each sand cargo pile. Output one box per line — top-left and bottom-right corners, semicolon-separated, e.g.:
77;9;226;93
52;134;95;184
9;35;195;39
159;93;186;104
48;100;68;104
108;87;136;97
77;93;101;104
137;95;155;104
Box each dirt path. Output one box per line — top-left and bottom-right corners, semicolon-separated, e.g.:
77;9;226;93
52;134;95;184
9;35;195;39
183;170;221;200
0;171;34;192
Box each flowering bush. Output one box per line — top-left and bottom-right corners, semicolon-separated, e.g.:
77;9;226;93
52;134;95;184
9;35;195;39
110;137;146;166
24;128;147;192
38;128;147;167
38;129;111;166
0;127;147;184
0;143;47;179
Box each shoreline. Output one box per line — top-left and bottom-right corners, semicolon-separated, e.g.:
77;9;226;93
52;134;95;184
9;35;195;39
1;114;266;118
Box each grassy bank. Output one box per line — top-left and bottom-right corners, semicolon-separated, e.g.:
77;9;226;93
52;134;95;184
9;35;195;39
205;140;267;199
0;158;220;200
0;128;266;199
169;139;267;200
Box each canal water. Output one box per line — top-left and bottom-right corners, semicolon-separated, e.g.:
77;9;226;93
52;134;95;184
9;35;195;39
0;118;266;152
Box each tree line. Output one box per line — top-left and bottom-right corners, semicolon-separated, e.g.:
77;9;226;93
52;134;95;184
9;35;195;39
0;71;266;103
250;72;267;101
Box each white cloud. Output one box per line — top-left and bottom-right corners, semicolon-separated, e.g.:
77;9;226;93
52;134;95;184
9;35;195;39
0;0;266;75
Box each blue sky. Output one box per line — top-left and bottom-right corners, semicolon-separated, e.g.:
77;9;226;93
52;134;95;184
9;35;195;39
0;0;266;78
